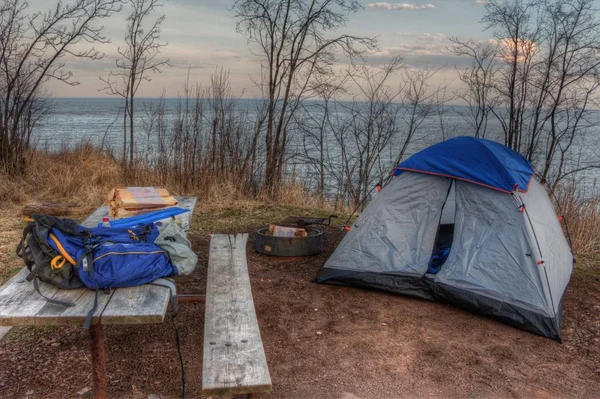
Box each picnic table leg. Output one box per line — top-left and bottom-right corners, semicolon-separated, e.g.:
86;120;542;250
89;323;108;399
177;294;206;303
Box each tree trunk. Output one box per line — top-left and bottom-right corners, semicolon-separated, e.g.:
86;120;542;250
129;93;135;166
123;97;128;166
263;98;276;196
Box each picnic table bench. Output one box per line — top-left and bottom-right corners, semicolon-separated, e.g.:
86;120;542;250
202;234;272;398
0;196;196;399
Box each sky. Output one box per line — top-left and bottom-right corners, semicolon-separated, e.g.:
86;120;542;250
31;0;494;98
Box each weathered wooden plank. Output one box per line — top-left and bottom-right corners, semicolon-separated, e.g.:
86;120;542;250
0;326;11;343
34;288;113;326
99;284;171;325
202;234;272;396
81;196;197;229
173;196;197;232
0;268;59;326
81;203;109;228
176;196;197;211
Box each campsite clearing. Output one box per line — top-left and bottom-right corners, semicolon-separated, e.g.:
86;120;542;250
0;206;598;398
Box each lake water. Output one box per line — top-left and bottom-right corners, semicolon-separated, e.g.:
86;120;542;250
33;98;600;195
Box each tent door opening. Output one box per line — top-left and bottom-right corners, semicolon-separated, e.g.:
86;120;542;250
427;180;456;275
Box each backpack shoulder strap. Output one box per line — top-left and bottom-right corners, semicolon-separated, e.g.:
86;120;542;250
16;224;32;260
150;278;178;316
31;268;76;308
77;240;99;330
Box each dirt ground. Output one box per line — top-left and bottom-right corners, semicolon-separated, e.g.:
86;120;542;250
0;221;599;398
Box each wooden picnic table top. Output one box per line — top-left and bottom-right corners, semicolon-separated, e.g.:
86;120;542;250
0;196;196;327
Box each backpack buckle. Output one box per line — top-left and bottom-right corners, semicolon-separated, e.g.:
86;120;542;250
51;256;67;270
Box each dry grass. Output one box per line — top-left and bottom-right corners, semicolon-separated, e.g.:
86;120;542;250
29;144;120;212
0;208;24;285
0;169;28;204
555;185;600;258
0;145;335;213
0;144;121;215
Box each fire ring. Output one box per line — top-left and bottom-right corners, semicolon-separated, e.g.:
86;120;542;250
255;227;324;257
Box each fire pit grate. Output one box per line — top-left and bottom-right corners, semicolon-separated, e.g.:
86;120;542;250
279;214;338;228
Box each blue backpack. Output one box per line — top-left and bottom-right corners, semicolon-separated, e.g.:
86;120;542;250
19;215;176;328
48;222;176;289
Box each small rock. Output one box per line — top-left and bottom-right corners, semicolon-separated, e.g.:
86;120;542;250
51;342;61;347
381;322;388;326
314;308;318;311
26;391;34;396
316;331;323;336
77;387;91;395
147;394;161;399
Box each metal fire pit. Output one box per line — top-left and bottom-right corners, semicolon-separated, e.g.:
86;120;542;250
255;227;324;257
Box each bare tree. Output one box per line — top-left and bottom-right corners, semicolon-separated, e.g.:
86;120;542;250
535;0;600;187
329;58;404;207
450;38;498;138
483;0;539;151
471;0;600;189
233;0;376;198
434;84;457;141
139;71;267;197
0;0;122;175
295;74;348;203
294;57;448;208
100;0;169;167
394;65;446;166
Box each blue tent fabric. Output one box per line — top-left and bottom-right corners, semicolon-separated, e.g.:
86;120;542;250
393;136;534;193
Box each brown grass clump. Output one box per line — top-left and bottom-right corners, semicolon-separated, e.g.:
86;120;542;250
24;144;121;212
0;170;27;204
555;185;600;258
277;181;328;209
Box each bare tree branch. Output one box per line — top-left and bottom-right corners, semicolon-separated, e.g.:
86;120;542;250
99;0;170;166
0;0;122;175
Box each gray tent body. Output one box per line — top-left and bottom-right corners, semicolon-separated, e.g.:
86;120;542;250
317;172;573;340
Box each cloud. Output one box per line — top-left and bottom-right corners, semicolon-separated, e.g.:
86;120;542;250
366;2;436;10
422;33;446;42
364;33;478;68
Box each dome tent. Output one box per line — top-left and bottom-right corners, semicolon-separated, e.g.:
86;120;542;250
316;136;573;340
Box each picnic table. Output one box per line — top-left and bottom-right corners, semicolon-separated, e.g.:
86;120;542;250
0;197;196;399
